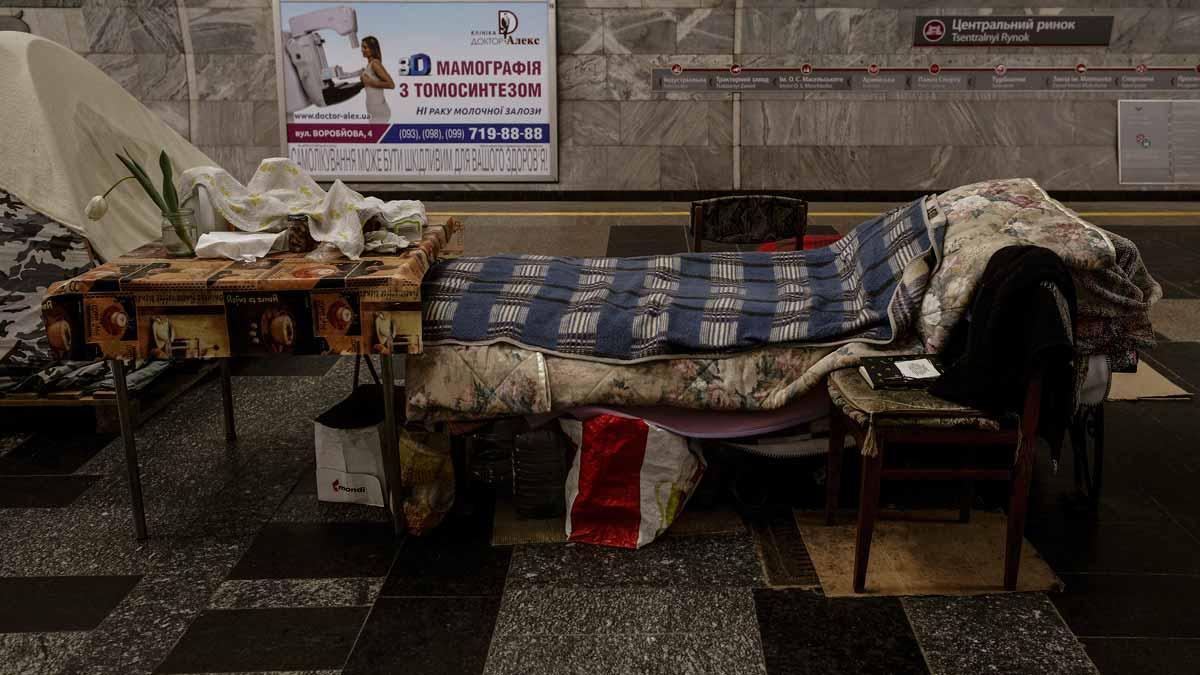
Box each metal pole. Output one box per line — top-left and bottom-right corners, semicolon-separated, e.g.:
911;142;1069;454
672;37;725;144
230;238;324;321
378;353;404;536
220;359;236;443
111;358;148;540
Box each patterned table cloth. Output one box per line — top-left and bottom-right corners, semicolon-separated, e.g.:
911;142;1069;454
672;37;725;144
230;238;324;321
40;223;458;361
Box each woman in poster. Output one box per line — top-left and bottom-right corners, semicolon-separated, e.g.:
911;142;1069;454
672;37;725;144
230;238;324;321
360;36;394;123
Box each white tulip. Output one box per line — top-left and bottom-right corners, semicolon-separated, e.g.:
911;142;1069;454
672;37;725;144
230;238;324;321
85;195;108;220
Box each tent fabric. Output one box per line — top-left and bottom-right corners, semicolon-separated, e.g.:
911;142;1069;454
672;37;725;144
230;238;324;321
0;33;215;261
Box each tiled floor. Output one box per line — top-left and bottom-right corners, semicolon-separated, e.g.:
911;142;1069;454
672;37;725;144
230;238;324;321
1;209;1199;673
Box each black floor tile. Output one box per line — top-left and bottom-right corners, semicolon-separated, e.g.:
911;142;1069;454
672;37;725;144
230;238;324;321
1053;573;1200;638
1082;637;1200;675
229;523;398;579
342;596;501;675
1142;342;1200;392
231;355;340;377
0;432;114;475
508;533;764;590
905;594;1097;675
753;588;929;675
606;225;688;257
0;475;99;508
154;607;368;673
0;575;141;632
381;525;511;597
1025;517;1200;575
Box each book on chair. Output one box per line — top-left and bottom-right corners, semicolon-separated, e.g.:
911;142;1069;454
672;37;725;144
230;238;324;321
858;355;945;390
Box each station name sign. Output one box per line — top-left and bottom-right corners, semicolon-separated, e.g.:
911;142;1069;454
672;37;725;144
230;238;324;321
913;16;1114;47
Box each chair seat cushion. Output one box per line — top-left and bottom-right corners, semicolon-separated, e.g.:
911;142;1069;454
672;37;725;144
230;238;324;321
827;368;1008;432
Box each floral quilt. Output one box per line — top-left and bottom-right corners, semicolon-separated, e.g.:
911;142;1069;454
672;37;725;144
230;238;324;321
407;178;1160;421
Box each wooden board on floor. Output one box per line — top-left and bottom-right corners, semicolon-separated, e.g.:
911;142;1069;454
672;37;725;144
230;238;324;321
794;510;1062;598
1108;360;1191;401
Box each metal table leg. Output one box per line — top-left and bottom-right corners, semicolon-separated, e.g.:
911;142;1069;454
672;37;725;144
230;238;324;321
111;358;148;541
378;353;405;536
220;359;236;443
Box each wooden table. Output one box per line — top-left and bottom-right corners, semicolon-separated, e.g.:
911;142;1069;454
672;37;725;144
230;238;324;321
41;222;460;539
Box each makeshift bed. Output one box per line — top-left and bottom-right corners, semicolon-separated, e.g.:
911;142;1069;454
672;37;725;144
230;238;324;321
406;179;1159;432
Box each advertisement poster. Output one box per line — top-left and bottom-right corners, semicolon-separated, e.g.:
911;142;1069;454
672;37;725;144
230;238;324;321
276;0;557;182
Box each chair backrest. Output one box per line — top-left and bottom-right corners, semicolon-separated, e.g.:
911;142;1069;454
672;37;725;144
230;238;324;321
689;195;808;252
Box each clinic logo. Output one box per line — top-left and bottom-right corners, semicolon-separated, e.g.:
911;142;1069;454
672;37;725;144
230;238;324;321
922;19;946;43
498;10;518;38
471;9;540;46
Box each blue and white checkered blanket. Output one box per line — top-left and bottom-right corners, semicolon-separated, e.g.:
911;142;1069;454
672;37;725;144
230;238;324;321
422;197;947;363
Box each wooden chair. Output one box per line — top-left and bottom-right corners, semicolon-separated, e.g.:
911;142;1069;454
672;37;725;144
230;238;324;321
689;196;807;253
823;367;1042;593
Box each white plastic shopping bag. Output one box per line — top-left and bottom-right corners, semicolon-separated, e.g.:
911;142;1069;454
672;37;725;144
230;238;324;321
561;414;706;549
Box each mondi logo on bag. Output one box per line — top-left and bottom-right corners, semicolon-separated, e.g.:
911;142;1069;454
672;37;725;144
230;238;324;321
331;479;367;494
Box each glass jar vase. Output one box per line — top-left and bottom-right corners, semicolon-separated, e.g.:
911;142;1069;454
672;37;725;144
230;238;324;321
161;209;197;257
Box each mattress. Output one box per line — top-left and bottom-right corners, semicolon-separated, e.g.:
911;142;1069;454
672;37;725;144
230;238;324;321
405;340;921;422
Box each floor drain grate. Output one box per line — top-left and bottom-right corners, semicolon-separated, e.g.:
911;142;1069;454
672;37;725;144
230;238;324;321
750;507;820;588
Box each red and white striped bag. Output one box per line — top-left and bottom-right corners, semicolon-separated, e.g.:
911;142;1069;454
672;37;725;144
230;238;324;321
561;415;706;549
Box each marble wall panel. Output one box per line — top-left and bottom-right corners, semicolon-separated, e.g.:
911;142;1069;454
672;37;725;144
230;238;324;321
604;9;676;54
252;101;281;148
180;0;272;7
845;9;902;55
138;53;189;100
1110;9;1171;53
769;8;857;54
1020;145;1121;190
84;53;187;100
1072;101;1118;146
560;54;609;99
185;6;273;54
559;147;612;188
1163;11;1200;52
82;2;183;53
738;0;1198;7
620;100;709;145
559;0;643;8
560;101;621;146
708;101;733;147
676;9;733;54
193;54;275;101
192;101;254;146
0;1;83;7
909;101;1078;147
604;146;661;188
558;8;604;55
145;100;191;140
85;53;140;95
606;54;728;100
661;146;734;189
740;8;771;53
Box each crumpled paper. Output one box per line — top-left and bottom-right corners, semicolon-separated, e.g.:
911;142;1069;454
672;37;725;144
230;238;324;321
363;230;411;254
195;231;287;262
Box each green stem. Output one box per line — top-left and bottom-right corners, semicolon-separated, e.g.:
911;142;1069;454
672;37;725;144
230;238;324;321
165;211;196;255
100;175;136;198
